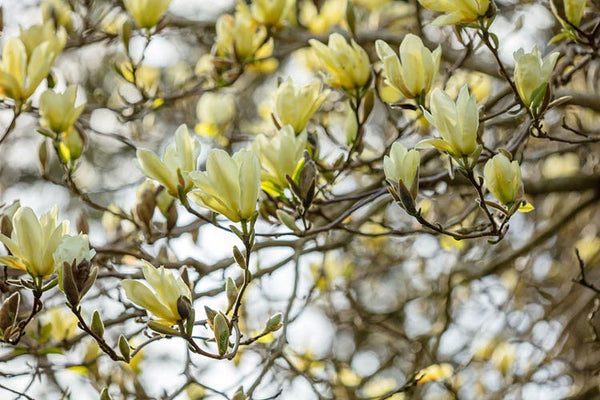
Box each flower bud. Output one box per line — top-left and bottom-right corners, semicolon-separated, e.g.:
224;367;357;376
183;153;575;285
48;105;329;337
176;296;192;321
91;310;104;337
225;278;238;312
384;142;420;200
513;47;559;112
213;313;230;356
0;292;20;338
265;312;283;332
118;334;131;362
483;153;523;206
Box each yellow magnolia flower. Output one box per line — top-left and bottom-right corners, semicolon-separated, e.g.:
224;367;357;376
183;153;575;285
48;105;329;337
19;21;66;59
419;0;490;25
195;92;236;141
483;153;522;206
513;46;559;109
41;0;74;31
0;23;65;103
124;0;172;29
299;0;347;34
189;148;261;222
309;33;371;92
420;85;479;158
375;34;441;101
0;207;69;278
252;125;307;190
137;124;201;197
122;261;192;325
251;0;291;27
215;12;272;63
272;78;329;133
39;85;85;134
383;142;420;198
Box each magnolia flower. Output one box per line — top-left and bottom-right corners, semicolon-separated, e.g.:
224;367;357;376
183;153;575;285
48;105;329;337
483;153;523;206
189;148;261;222
309;33;371;92
383;142;420;198
272;78;329;133
124;0;171;29
513;47;560;109
376;35;441;101
19;21;66;59
136;124;201;197
251;0;291;27
195;92;236;140
0;207;69;278
299;0;347;35
53;234;96;268
215;12;271;63
420;85;479;158
41;0;74;31
419;0;490;25
122;261;192;325
252;125;308;190
39;85;85;134
0;23;65;103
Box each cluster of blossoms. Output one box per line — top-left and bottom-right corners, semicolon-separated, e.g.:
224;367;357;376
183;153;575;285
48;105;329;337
0;0;585;377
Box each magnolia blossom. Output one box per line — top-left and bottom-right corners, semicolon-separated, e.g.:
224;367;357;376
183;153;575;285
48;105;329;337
189;148;261;222
122;261;192;325
420;85;479;158
0;22;66;102
383;142;420;198
53;234;96;268
215;12;270;62
309;33;371;92
124;0;171;29
39;85;85;134
253;125;308;191
251;0;290;27
136;124;201;196
376;34;441;101
483;154;523;206
272;78;329;133
419;0;490;25
0;207;69;278
513;46;560;108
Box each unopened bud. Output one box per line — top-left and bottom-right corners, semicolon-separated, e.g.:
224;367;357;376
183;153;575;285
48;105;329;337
225;278;238;312
118;334;131;362
266;313;283;332
232;246;246;269
176;295;192;320
213;313;230;356
91;310;104;337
